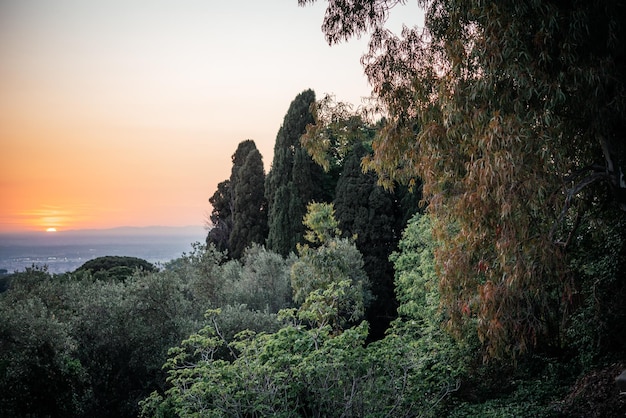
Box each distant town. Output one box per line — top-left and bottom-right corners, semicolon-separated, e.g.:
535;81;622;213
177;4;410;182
0;226;205;274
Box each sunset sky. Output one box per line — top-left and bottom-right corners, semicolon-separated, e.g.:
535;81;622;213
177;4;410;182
1;0;419;233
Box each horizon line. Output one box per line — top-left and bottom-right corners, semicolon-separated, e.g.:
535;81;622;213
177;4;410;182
0;225;207;235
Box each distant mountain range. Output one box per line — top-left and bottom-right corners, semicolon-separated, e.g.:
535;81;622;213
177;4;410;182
0;225;208;274
58;225;207;237
1;225;206;238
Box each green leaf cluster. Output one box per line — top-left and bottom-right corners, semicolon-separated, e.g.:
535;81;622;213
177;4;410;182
142;210;471;418
0;242;294;417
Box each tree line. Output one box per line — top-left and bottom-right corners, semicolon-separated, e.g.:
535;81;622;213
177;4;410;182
206;89;419;339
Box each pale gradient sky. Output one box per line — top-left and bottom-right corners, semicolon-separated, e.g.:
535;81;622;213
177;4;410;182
0;0;420;233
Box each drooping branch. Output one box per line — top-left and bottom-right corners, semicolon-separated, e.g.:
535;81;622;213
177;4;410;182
550;132;626;244
550;171;606;244
298;0;407;44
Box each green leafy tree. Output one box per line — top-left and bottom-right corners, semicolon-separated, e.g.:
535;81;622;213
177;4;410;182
300;0;626;359
0;265;201;418
266;89;330;256
221;244;294;313
0;292;87;417
75;255;156;281
291;202;371;331
165;242;227;309
145;306;457;417
391;212;438;324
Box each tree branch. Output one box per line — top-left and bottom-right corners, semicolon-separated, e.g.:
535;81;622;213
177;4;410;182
550;171;606;243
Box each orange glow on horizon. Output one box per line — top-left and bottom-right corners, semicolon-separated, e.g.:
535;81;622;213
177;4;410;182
0;1;392;233
13;205;74;233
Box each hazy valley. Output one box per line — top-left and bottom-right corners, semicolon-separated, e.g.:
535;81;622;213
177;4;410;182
0;226;206;274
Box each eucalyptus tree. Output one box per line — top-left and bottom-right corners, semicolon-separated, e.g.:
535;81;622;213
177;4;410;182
299;0;626;358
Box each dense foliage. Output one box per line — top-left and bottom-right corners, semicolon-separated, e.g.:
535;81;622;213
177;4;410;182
302;98;421;338
206;140;268;259
0;246;293;417
141;211;467;418
300;0;626;360
5;0;626;415
265;89;331;256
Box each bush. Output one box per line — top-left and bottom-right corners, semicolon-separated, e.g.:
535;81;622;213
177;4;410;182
75;255;157;281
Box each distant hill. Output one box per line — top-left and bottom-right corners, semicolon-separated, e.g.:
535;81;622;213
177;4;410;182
0;225;207;252
0;225;206;239
58;225;206;237
0;225;207;274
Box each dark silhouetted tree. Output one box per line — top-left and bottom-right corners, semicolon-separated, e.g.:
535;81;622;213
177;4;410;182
334;143;417;339
207;140;268;258
75;256;156;281
266;89;329;256
206;179;232;253
229;146;268;259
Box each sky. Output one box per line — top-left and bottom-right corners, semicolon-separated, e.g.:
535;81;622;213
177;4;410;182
1;0;420;233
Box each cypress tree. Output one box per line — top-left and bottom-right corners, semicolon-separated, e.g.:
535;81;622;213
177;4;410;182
334;143;418;339
229;140;258;190
207;140;268;258
206;179;232;253
229;147;268;259
266;89;328;256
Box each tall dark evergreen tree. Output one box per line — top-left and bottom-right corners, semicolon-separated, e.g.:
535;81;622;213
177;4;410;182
229;147;268;259
301;101;421;339
207;140;267;258
229;140;258;191
334;143;414;339
206;179;232;253
266;89;329;256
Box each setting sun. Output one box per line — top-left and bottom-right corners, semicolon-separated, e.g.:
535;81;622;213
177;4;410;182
46;227;57;232
0;1;377;234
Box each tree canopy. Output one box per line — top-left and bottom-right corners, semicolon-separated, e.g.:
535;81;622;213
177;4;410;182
229;144;268;259
300;0;626;359
207;140;268;259
75;256;156;280
266;89;330;256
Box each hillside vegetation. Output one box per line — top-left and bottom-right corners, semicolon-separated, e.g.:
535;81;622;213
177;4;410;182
2;0;626;416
